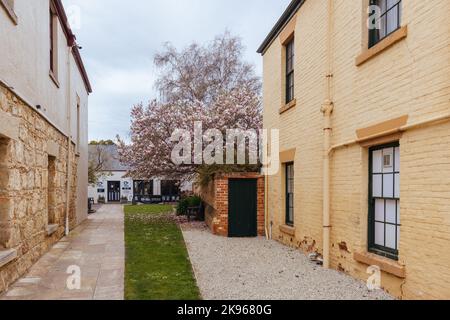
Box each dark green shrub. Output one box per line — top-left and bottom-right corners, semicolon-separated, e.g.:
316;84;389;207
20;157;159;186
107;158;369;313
176;196;202;216
177;198;189;216
187;196;201;207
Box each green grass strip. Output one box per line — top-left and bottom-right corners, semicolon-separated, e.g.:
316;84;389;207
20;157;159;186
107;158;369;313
124;205;201;300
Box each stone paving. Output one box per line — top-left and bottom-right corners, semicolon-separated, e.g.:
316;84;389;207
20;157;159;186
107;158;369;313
0;204;124;300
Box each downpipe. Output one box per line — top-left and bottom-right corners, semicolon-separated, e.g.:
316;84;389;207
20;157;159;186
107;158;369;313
264;139;271;240
322;0;335;269
321;102;333;269
65;44;75;236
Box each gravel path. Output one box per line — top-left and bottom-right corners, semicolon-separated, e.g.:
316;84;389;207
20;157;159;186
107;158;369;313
182;226;393;300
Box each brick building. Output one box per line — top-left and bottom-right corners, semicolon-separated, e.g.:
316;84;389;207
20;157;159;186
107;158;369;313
259;0;450;299
0;0;91;293
200;173;265;237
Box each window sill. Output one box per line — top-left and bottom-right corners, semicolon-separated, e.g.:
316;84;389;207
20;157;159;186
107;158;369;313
279;225;296;236
49;71;60;88
356;25;408;67
279;99;296;115
0;109;20;140
0;249;18;268
47;224;59;236
354;251;406;278
0;0;18;25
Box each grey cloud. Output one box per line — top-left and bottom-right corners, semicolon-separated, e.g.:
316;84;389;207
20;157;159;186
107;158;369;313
62;0;291;141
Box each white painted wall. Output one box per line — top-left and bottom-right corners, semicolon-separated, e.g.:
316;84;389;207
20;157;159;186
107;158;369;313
89;172;130;204
0;0;90;225
88;174;169;204
181;181;194;193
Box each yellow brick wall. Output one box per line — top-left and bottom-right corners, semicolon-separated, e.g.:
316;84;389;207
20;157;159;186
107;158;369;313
263;0;450;299
264;0;327;253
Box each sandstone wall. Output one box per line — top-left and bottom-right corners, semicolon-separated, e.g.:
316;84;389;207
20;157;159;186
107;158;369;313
0;84;78;293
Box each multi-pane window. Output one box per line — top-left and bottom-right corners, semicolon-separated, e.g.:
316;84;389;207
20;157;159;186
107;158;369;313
369;143;400;260
76;103;80;151
133;180;154;197
285;163;294;226
133;180;153;203
161;181;181;202
49;4;58;75
369;0;402;48
285;39;295;104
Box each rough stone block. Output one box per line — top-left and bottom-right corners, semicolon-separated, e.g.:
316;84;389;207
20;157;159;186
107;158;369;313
0;249;17;268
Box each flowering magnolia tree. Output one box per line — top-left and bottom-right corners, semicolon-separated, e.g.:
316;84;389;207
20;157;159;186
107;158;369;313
118;33;262;184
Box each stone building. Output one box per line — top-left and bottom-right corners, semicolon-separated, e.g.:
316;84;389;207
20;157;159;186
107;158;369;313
0;0;91;293
259;0;450;299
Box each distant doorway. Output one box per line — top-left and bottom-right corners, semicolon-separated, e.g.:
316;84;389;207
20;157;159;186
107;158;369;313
107;181;121;202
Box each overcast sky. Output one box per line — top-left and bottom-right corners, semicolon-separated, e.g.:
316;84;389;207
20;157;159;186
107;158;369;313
62;0;291;141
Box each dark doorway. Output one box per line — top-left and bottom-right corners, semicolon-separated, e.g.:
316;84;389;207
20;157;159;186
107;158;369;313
228;179;257;237
107;181;121;202
0;138;11;248
47;156;57;224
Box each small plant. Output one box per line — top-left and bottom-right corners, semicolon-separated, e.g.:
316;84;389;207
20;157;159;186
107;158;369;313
98;196;105;204
177;198;189;216
176;196;202;216
121;196;129;204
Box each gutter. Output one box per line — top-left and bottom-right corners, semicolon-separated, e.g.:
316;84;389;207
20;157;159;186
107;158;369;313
52;0;92;94
257;0;305;55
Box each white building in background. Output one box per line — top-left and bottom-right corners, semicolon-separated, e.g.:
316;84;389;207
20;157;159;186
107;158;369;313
88;144;192;204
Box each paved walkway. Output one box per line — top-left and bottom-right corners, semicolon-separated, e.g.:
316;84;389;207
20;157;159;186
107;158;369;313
182;226;393;300
1;205;124;300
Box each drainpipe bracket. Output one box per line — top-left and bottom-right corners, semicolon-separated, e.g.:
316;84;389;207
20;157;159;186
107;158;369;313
321;101;334;116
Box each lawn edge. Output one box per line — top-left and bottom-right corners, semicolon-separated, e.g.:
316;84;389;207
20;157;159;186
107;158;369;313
179;224;204;301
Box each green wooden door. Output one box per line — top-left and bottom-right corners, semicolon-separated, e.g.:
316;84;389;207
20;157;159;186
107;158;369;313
228;179;257;237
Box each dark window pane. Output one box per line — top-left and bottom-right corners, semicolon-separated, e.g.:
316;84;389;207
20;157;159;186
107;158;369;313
369;0;402;47
285;39;295;103
161;180;180;197
286;163;295;225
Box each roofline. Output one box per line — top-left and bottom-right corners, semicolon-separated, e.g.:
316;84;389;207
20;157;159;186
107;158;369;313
257;0;305;55
52;0;92;93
